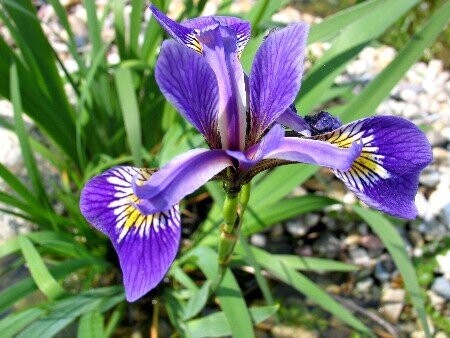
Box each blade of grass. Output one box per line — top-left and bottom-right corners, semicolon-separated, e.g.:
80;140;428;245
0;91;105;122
18;235;67;300
353;206;430;337
249;246;372;334
114;67;143;166
10;63;51;208
249;164;317;207
243;195;338;236
186;305;278;338
340;0;450;123
297;0;420;114
17;287;123;338
0;163;41;207
238;234;276;318
0;308;44;337
183;247;254;338
129;0;145;57
77;311;104;338
113;0;126;58
309;0;387;43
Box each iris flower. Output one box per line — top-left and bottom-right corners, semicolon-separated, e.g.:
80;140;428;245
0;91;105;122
80;6;432;301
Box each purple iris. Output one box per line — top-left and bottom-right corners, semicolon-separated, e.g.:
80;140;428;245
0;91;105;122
80;6;432;302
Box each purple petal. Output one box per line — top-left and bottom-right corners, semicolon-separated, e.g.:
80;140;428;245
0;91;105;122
155;40;220;148
149;5;202;53
245;124;285;161
316;116;432;219
80;166;181;302
249;23;309;143
264;136;362;171
197;25;247;150
182;16;251;57
133;149;233;214
226;124;285;172
276;106;311;136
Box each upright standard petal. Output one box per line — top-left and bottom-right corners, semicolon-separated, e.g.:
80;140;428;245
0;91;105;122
264;136;362;171
315;116;432;219
149;5;202;53
197;25;247;150
156;40;220;148
249;23;309;143
182;16;251;57
133;149;233;214
80;166;181;302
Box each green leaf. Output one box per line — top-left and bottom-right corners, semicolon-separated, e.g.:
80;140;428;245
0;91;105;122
298;0;420;113
243;195;338;236
340;0;450;123
245;0;290;32
0;308;44;337
249;164;317;207
247;246;371;334
183;280;211;320
0;163;41;207
114;67;143;166
274;255;358;272
18;235;67;300
17;287;123;338
77;311;104;338
129;0;145;57
10;63;50;207
183;247;254;338
0;0;77;161
186;305;278;338
0;258;102;313
309;0;389;43
353;206;430;337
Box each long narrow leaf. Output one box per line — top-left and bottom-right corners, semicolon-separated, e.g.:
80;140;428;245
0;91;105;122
114;68;143;166
340;0;450;122
18;235;67;300
353;206;430;336
10;63;50;207
298;0;420;113
248;246;371;333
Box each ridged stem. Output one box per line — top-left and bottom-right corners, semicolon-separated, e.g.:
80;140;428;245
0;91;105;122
211;183;251;292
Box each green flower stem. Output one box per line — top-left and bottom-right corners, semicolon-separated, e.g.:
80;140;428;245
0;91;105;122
211;183;251;292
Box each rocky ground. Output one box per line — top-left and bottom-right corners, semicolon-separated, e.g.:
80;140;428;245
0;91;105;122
0;1;449;337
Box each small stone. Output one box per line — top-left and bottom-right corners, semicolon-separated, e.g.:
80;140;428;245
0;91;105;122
271;325;318;338
381;287;406;303
321;216;337;230
382;303;403;323
375;257;396;283
250;233;266;247
427;290;446;311
271;7;302;24
286;220;310;237
440;203;450;227
355;278;374;293
436;251;450;277
304;213;320;227
348;247;372;267
313;233;341;258
431;277;450;300
380;287;406;323
399;87;418;103
419;167;440;187
415;192;429;219
344;234;360;246
417;221;447;241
